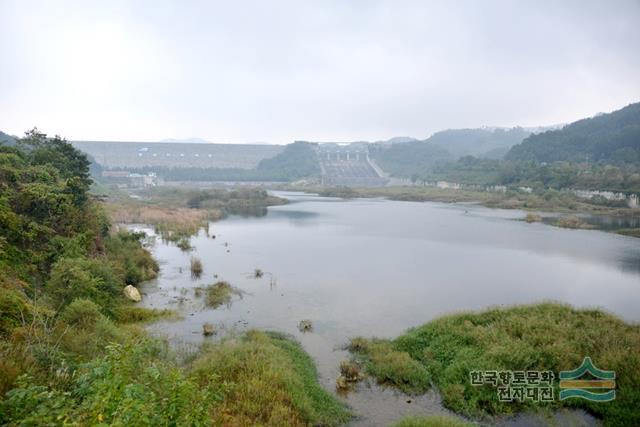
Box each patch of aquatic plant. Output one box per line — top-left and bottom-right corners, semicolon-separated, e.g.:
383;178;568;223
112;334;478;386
189;330;352;426
339;360;362;381
204;281;244;309
524;213;542;223
298;319;313;332
114;306;177;324
347;303;640;426
336;360;363;391
347;338;430;394
202;322;216;336
615;228;640;238
175;237;192;251
392;415;473;427
553;215;594;229
318;186;358;199
190;257;203;278
109;204;212;238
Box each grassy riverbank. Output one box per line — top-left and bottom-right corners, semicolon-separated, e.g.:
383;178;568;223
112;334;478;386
285;185;638;236
348;303;640;426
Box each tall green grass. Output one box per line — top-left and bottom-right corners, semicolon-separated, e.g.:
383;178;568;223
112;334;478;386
1;331;351;426
191;331;352;426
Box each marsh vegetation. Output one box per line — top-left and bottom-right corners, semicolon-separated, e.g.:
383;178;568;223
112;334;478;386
190;257;203;278
348;303;640;426
203;281;244;309
106;186;287;247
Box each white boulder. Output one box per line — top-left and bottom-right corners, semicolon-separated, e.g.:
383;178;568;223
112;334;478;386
123;285;142;302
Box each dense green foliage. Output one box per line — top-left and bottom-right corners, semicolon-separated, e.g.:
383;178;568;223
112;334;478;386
0;130;159;392
507;102;640;164
426;157;640;193
1;338;219;426
0;130;100;279
349;303;640;426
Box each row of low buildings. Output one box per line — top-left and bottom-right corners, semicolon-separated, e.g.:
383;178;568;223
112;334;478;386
101;171;162;188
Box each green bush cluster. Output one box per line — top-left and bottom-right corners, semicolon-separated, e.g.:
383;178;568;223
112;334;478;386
0;131;162;399
1;339;218;426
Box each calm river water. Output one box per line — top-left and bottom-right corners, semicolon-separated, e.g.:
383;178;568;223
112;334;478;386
137;192;639;426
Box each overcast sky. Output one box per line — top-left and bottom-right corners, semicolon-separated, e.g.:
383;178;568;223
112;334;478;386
1;0;639;143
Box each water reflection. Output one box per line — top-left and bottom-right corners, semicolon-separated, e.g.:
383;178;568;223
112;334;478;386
138;192;640;426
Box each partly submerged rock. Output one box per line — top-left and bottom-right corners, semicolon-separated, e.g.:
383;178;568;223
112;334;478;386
298;319;313;332
123;285;142;302
202;322;216;336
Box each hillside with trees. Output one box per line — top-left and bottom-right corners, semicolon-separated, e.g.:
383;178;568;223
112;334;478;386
427;127;531;159
370;141;453;178
0;131;16;146
507;102;640;164
255;140;320;180
370;127;531;180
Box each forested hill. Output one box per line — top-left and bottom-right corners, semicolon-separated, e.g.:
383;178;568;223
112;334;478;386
427;127;531;159
256;141;320;180
369;140;453;178
369;127;530;178
506;102;640;164
0;131;16;146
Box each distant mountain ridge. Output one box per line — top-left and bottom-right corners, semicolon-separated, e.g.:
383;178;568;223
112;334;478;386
426;127;532;159
0;131;17;146
507;102;640;163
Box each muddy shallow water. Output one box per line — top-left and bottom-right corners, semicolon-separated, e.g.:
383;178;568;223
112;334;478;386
135;192;639;426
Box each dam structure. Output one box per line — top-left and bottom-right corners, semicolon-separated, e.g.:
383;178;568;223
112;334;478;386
316;143;389;187
74;140;390;187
